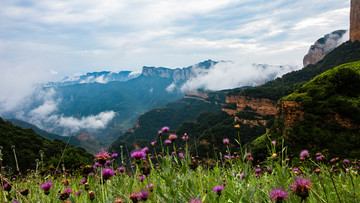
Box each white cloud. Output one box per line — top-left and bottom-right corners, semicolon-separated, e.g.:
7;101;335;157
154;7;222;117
55;111;116;133
180;61;298;91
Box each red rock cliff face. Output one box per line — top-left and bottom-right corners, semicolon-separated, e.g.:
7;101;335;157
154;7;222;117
278;101;304;128
222;96;277;129
351;0;360;42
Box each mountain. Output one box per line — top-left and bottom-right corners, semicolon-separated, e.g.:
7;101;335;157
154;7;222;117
51;71;140;86
252;61;360;160
0;117;93;172
6;118;81;146
303;30;347;67
109;90;228;152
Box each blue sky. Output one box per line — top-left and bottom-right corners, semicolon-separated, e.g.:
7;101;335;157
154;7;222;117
0;0;350;79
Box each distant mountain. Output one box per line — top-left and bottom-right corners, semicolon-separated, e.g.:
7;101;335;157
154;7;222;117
0;117;92;172
50;71;140;86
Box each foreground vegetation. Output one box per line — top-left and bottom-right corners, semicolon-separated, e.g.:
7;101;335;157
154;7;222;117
1;128;359;203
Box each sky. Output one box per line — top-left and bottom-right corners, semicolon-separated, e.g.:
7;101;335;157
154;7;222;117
0;0;351;133
0;0;350;79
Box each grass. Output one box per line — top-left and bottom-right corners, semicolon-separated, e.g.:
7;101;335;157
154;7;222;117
0;132;359;203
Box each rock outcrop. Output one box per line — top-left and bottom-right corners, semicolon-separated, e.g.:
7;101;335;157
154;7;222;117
303;30;347;67
351;0;360;42
278;101;304;128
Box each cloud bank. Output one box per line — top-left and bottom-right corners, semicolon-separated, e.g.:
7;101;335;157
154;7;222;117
180;61;298;91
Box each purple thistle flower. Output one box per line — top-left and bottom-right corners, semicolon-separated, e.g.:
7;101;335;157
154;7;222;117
267;167;272;172
316;156;323;161
105;160;111;165
331;158;336;162
141;147;149;153
255;168;261;173
344;159;350;164
189;198;202;203
58;187;73;200
246;152;252;157
224;155;230;159
179;153;185;158
300;150;309;159
164;140;171;144
102;168;115;180
293;168;299;172
158;130;163;135
161;126;169;132
139;176;145;181
80;179;87;185
271;140;276;145
130;191;140;202
138;190;150;201
40;182;52;191
172;151;176;155
118;167;125;173
151;141;155;146
111;153;118;158
240;173;245;180
213;185;224;196
233;171;238;175
290;177;312;199
94;149;111;165
223;138;229;144
182;135;188;141
131;150;147;160
146;183;154;190
269;187;289;202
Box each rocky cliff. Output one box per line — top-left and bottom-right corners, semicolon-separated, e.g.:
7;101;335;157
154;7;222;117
141;59;217;80
351;0;360;42
303;30;347;67
278;101;304;128
222;95;277;130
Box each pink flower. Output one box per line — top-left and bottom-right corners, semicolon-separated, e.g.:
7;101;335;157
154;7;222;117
131;150;147;160
94;149;111;165
269;187;289;202
223;138;229;144
290;177;312;199
102;168;115;180
213;185;224;196
300;150;309;159
169;134;177;140
164;140;171;144
161;126;169;132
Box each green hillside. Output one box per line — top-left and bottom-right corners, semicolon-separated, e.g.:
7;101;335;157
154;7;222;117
6;119;81;147
230;40;360;100
253;61;360;160
0;117;93;172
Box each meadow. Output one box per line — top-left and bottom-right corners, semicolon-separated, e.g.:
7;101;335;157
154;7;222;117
0;128;359;203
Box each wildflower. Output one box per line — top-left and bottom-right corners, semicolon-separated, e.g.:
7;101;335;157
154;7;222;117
234;124;240;129
224;155;230;159
169;134;177;140
80;179;87;185
141;147;149;153
223;138;229;144
111;153;118;158
223;182;227;186
102;168;115;180
248;156;254;161
316;156;323;161
330;158;336;162
40;182;52;195
267;167;272;173
3;183;11;192
300;150;309;160
272;141;276;145
164;140;171;144
233;171;238;175
138;190;150;201
158;130;163;135
118;167;126;173
105;160;111;165
114;198;124;203
94;149;111;165
89;191;95;201
189;198;202;203
131;150;147;160
343;159;350;164
172;151;176;155
246;152;251;157
179;153;184;158
146;183;154;192
75;190;83;196
161;126;169;132
213;185;224;196
151;142;155;146
272;153;278;159
84;182;90;191
139;176;145;182
182;134;188;141
130;191;140;203
255;168;261;173
58;187;73;201
269;187;289;203
290;177;312;200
